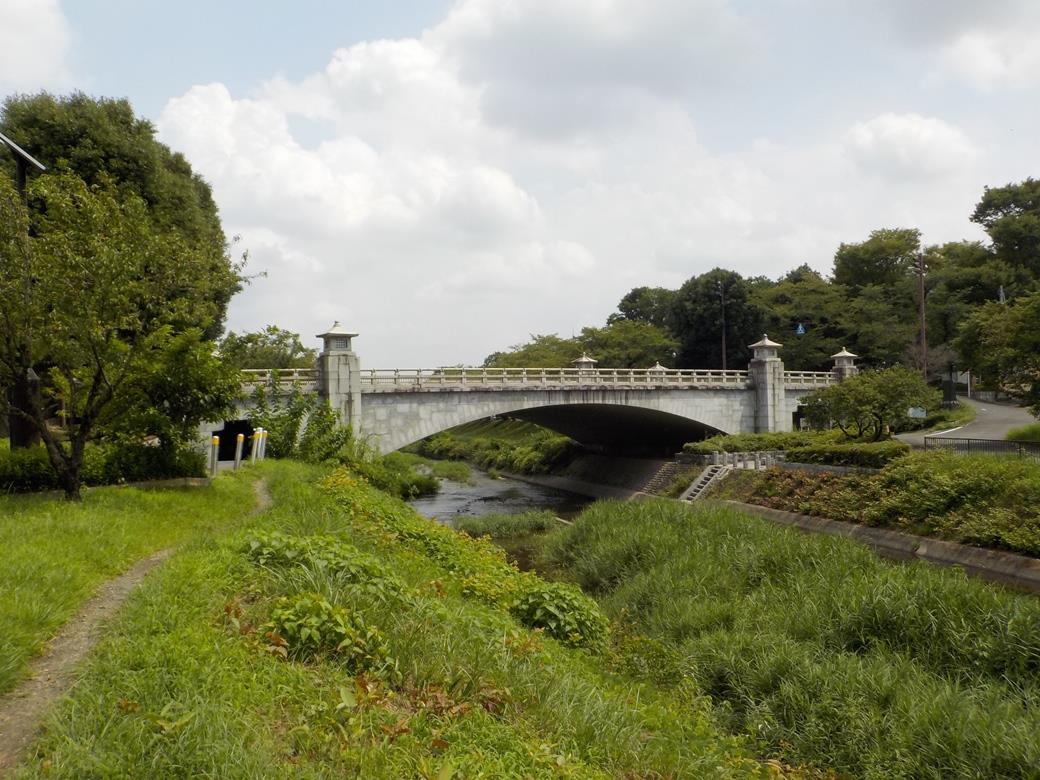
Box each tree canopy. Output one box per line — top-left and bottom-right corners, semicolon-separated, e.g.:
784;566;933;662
219;326;317;370
803;367;939;440
0;172;241;499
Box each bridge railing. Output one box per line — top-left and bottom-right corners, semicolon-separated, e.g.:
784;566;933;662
241;368;320;389
782;371;837;389
359;367;752;390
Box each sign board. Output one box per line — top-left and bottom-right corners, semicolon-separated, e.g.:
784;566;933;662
795;323;806;335
907;406;927;419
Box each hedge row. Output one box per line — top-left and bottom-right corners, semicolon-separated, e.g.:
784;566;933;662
0;443;205;493
785;439;910;468
683;430;840;454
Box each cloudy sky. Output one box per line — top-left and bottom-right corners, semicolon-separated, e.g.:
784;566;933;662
3;0;1039;366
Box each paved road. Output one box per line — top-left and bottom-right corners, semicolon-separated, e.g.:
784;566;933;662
896;396;1036;447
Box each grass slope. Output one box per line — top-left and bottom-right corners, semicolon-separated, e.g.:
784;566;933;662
14;462;768;779
0;475;257;695
541;498;1040;779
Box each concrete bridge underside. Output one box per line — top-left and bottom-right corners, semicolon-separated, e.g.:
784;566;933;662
361;387;780;454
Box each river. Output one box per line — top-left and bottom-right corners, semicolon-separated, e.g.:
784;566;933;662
410;467;589;522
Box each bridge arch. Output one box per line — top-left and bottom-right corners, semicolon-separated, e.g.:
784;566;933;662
360;386;757;454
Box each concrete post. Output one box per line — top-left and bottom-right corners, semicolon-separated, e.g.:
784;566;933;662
251;429;261;463
209;436;219;476
234;433;244;470
748;334;787;433
316;322;362;431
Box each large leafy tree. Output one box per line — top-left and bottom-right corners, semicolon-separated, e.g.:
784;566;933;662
752;265;847;370
971;178;1040;278
219;326;317;370
1;93;242;447
0;173;240;499
607;286;678;333
803;367;939;440
484;321;677;369
671;268;765;369
832;228;920;293
956;292;1040;415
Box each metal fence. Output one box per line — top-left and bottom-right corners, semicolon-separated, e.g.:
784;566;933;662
924;437;1040;461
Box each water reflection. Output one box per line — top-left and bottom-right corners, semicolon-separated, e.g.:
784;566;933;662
410;469;588;522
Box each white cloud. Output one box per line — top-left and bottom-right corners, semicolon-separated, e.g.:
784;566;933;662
0;0;72;94
430;0;760;137
155;4;1002;367
935;30;1040;89
844;113;978;179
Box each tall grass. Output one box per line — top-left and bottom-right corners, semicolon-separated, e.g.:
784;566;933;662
14;463;764;779
0;473;258;695
542;499;1040;778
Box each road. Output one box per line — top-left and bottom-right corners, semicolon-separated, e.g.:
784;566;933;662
896;396;1036;447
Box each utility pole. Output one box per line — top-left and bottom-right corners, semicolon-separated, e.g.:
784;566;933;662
917;252;927;380
717;280;727;371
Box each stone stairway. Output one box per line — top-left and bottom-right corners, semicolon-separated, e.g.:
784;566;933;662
640;461;687;494
677;464;732;501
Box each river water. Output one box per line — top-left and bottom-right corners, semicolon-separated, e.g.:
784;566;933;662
410;468;589;522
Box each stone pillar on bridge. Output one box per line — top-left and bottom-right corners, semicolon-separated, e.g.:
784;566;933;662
316;322;361;430
748;334;788;433
831;347;859;381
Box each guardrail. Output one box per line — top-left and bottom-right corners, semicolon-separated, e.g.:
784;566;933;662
358;367;753;390
924;437;1040;461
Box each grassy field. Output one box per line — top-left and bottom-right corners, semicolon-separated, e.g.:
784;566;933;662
540;499;1040;778
13;462;778;779
0;474;258;695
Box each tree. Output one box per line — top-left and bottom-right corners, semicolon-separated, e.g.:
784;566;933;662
752;265;847;370
833;228;920;292
671;269;765;369
608;286;678;333
956;292;1040;415
1;92;243;448
803;367;939;440
0;172;239;499
577;321;678;368
484;334;578;368
971;178;1040;278
219;326;317;370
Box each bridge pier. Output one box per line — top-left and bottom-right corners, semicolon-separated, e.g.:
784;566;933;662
316;322;362;431
748;335;788;433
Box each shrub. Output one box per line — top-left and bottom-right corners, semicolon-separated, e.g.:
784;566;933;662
1006;422;1040;442
244;531;405;602
683;430;836;454
0;442;203;493
511;581;610;650
784;439;909;468
452;511;559;539
262;593;396;678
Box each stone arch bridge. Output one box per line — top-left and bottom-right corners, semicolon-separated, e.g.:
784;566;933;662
234;325;856;455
